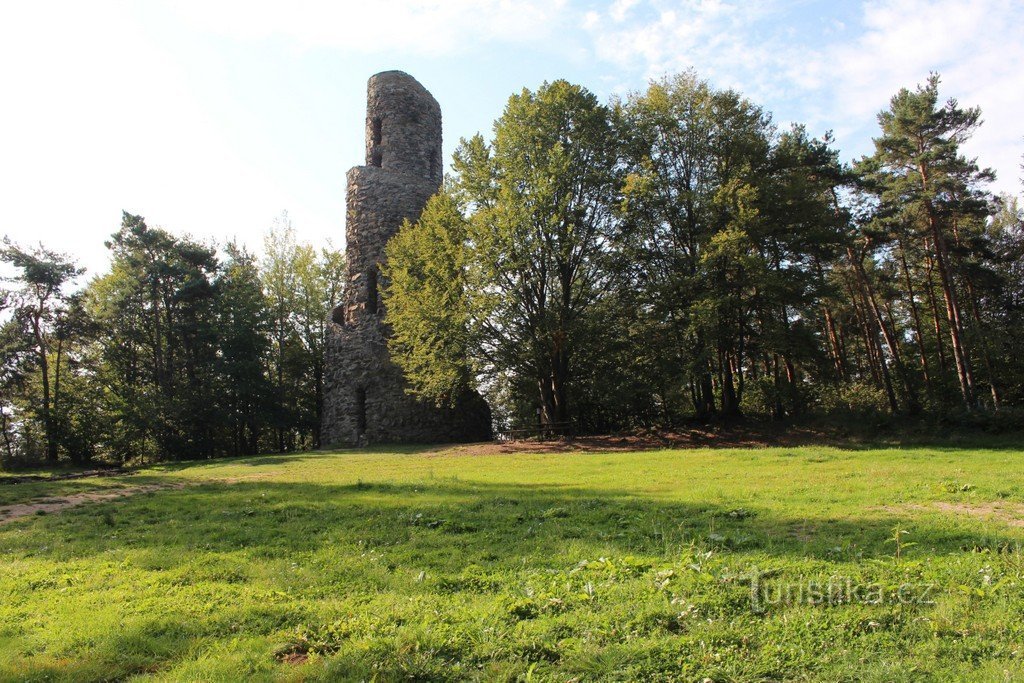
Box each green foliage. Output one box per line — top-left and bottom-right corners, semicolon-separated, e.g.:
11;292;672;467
90;212;222;460
386;80;622;426
379;69;1024;432
1;211;344;466
0;239;84;463
854;73;1000;411
816;381;892;418
616;72;844;422
217;243;274;455
384;192;475;406
261;214;345;450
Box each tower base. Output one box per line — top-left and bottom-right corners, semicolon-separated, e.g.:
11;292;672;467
322;317;492;447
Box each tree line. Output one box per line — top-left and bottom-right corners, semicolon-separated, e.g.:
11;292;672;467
3;70;1022;466
1;212;344;466
384;71;1024;433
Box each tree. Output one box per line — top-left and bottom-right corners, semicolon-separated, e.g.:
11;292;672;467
90;212;220;460
863;73;995;408
384;191;476;405
985;195;1024;404
216;242;273;455
0;289;33;464
290;242;345;447
261;215;345;449
618;73;844;421
386;80;622;426
1;239;83;461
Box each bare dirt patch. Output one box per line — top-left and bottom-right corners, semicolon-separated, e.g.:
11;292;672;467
276;652;309;666
890;502;1024;527
0;473;277;526
0;484;185;525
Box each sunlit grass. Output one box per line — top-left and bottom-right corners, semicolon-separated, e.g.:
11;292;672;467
1;441;1023;681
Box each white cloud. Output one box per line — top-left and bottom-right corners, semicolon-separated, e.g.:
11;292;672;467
609;0;642;22
825;0;1024;191
166;0;571;56
581;0;1024;195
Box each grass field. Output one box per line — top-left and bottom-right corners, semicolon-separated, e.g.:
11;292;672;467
1;441;1023;681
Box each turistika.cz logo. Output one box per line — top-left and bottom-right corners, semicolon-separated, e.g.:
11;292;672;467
746;569;937;613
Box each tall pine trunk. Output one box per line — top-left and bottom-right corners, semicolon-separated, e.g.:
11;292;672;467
919;165;975;407
896;235;932;394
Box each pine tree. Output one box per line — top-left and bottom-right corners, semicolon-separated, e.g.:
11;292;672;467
865;74;995;408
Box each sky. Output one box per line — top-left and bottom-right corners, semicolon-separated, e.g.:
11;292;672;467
1;0;1021;277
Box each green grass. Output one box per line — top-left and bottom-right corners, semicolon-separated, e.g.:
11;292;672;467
1;442;1023;681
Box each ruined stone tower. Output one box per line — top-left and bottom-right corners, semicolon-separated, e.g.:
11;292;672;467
321;71;491;447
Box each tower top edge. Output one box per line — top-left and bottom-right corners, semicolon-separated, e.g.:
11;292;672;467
368;71;438;106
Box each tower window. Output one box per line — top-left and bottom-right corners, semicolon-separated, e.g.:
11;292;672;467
330;304;345;325
355;387;367;435
430;148;439;181
370;117;383;167
366;268;378;315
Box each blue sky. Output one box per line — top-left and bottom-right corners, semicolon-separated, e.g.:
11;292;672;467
1;0;1021;275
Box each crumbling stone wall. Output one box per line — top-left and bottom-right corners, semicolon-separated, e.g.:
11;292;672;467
322;71;492;447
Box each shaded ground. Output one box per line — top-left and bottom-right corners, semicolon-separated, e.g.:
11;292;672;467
0;468;130;484
460;421;1003;455
442;425;830;457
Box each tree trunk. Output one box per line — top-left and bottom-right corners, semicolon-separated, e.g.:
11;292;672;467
896;234;932;394
29;304;57;463
719;346;741;418
964;276;1002;409
930;222;975;407
0;408;14;463
849;269;898;413
771;354;784;420
844;275;881;386
919;165;975;407
848;246;920;413
923;248;948;373
692;334;716;419
823;306;846;380
538;376;557;426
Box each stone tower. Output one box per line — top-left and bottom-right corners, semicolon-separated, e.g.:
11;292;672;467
321;71;491;447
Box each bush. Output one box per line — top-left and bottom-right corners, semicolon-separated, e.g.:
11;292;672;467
937;405;1024;433
814;381;890;417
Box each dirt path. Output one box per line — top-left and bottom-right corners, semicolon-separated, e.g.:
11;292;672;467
886;501;1024;528
0;473;275;526
0;483;186;525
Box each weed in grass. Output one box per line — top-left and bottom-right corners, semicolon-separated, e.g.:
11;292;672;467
886;523;917;563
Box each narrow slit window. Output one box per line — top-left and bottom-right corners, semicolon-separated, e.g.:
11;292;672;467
370;118;383;167
355;387;367;435
366;268;378;315
429;148;439;181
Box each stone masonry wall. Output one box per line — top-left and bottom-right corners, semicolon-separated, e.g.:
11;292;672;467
322;71;491;447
